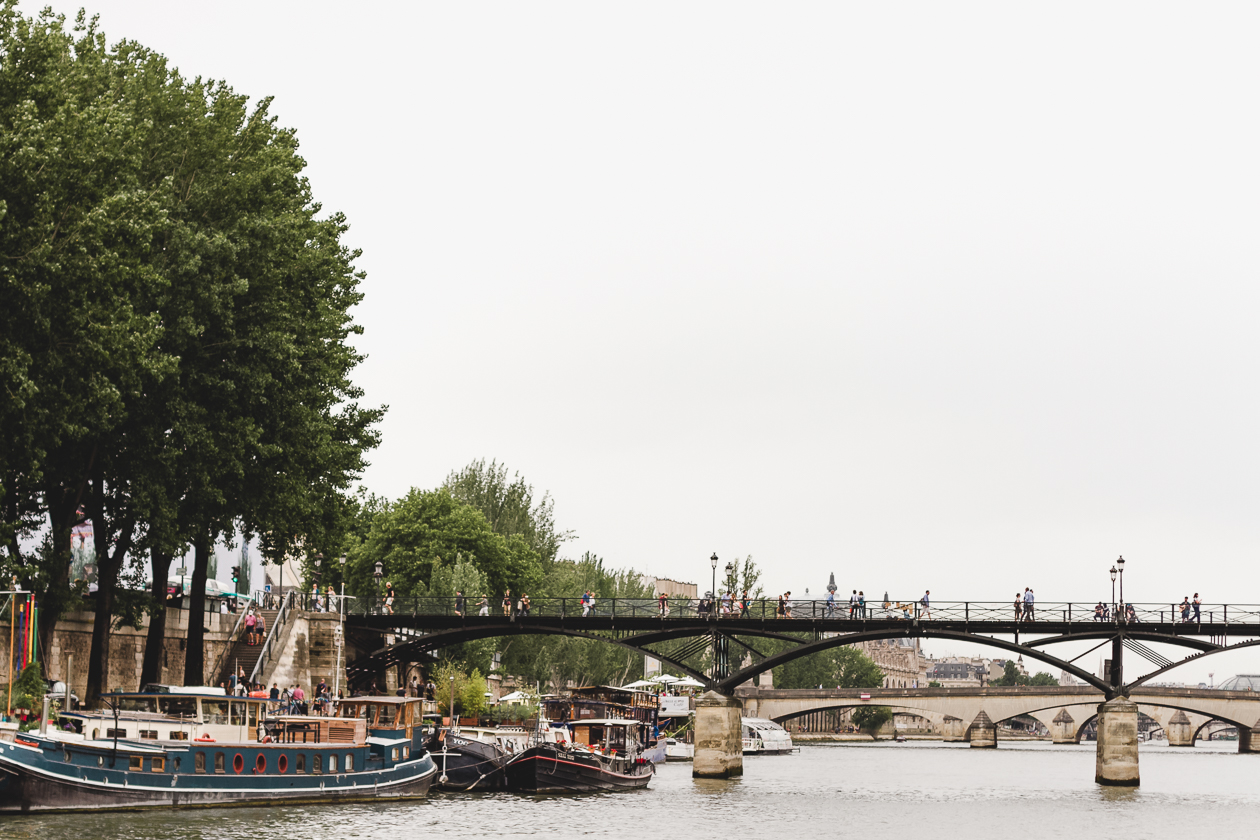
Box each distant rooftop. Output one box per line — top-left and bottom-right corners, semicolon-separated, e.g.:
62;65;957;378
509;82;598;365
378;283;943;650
1217;675;1260;691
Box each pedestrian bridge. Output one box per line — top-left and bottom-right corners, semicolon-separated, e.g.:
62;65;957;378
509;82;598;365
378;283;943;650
736;685;1260;750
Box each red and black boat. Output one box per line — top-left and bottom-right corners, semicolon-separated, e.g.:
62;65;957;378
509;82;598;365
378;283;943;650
504;719;654;793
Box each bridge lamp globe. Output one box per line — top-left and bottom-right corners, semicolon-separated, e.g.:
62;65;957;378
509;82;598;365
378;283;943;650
1110;565;1117;613
1116;555;1125;608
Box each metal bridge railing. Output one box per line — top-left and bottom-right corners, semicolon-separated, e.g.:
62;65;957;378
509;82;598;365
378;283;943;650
334;596;1260;626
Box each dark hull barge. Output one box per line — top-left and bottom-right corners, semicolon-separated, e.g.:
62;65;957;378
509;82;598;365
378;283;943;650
504;719;653;794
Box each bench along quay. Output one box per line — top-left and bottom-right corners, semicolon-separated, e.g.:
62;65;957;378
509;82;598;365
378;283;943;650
341;596;1260;786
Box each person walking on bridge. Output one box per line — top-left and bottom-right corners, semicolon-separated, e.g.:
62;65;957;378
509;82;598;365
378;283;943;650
1193;593;1201;623
1179;596;1191;622
849;590;858;619
1014;593;1023;622
1022;588;1035;622
658;591;669;617
920;590;932;619
740;589;751;618
858;591;866;618
825;589;836;618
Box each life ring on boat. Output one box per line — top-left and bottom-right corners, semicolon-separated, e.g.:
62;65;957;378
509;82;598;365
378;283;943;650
194;735;215;742
259;735;273;744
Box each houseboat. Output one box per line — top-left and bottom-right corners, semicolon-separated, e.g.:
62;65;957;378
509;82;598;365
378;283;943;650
742;717;794;754
504;718;654;793
542;685;664;763
0;693;437;813
426;725;509;791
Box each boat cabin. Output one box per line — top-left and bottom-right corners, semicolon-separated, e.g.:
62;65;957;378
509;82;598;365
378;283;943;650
563;718;643;756
59;686;268;743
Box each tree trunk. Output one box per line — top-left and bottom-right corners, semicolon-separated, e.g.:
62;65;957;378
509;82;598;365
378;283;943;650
85;514;134;707
139;548;174;688
36;490;78;670
183;530;211;686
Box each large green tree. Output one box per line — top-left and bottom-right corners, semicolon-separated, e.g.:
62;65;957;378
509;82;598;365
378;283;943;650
350;488;542;605
0;4;381;699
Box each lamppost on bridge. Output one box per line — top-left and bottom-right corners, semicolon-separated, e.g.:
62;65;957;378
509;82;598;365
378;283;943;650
1117;555;1126;620
1110;564;1117;619
709;553;718;620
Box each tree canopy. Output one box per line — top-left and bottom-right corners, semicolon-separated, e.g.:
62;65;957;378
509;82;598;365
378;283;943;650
0;3;381;701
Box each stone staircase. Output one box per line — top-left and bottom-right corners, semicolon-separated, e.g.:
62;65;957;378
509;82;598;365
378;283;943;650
216;608;278;688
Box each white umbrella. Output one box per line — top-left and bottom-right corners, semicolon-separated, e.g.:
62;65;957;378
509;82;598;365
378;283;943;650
673;676;705;688
651;674;679;683
621;679;656;689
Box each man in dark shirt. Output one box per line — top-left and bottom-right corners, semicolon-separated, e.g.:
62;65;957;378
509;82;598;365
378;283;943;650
455;590;465;617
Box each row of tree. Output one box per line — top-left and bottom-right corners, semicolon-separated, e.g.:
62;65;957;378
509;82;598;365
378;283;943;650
0;6;380;702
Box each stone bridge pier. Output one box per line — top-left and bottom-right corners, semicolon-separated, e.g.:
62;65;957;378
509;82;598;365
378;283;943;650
693;691;743;778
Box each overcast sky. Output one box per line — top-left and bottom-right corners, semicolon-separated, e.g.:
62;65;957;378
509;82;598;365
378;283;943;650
30;2;1260;684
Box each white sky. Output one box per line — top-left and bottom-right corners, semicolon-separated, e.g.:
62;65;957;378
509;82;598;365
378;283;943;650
27;2;1260;685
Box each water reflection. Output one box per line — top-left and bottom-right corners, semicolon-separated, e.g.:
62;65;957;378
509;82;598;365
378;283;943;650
5;741;1258;839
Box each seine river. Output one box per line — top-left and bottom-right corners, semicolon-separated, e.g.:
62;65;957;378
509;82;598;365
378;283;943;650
5;741;1256;839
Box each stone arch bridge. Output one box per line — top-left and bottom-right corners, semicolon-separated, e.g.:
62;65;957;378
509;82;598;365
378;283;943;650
737;685;1260;750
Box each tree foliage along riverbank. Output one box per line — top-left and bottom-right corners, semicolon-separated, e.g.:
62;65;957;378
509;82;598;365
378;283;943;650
0;4;381;702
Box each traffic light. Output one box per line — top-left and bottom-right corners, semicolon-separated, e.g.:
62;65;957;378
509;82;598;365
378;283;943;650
231;565;240;583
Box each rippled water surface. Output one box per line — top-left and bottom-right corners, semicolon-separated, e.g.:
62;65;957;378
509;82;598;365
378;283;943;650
6;741;1257;839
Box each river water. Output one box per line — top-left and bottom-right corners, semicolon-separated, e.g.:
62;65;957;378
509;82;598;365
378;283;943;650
5;740;1256;838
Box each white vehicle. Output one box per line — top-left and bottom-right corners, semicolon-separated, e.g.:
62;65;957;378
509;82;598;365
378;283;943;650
742;717;795;754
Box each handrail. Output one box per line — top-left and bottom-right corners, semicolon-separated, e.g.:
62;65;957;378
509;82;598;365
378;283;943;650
336;596;1260;626
250;590;295;686
207;596;256;685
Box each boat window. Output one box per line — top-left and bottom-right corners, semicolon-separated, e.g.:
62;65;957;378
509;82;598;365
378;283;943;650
229;701;248;727
97;756;104;767
64;749;71;763
313;754;323;775
129;755;143;771
214;753;225;773
247;702;259;728
169;731;188;741
92;728;99;740
401;746;408;759
158;697;197;718
195;752;206;773
345;754;354;771
118;697;157;713
329;755;338;774
376;705;397;726
107;728;126;738
391;747;399;761
152;757;165;772
296;754;306;774
139;730;158;740
203;700;230;725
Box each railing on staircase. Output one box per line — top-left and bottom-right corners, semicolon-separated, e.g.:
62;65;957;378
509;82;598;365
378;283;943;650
250;590;295;686
207;596;256;687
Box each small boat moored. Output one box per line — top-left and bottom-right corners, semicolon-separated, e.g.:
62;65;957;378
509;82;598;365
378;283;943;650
504;719;654;793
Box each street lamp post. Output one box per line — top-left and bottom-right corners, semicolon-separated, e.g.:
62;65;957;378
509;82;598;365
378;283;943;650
709;553;718;621
1110;564;1117;620
335;553;347;701
1117;555;1125;620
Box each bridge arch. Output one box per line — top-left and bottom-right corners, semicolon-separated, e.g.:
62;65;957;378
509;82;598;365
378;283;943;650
717;628;1112;694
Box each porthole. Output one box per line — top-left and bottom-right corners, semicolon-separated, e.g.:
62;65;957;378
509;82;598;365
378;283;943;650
278;754;288;774
232;753;245;774
256;753;266;774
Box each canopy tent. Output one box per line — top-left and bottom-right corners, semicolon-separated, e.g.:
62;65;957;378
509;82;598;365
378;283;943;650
672;676;705;688
650;674;679;683
621;679;657;689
